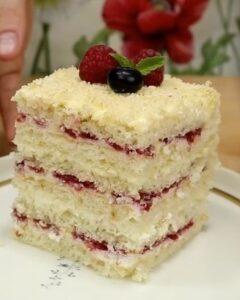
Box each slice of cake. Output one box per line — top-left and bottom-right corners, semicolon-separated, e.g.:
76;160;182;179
12;46;220;281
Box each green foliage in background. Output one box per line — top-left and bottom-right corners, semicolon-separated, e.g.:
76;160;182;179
31;0;64;75
35;0;62;7
200;34;235;74
170;0;240;75
31;23;51;76
169;33;235;75
73;0;239;75
73;28;112;64
236;17;240;32
32;0;240;76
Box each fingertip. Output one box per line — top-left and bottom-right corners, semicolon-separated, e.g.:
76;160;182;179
6;121;16;143
0;31;19;60
5;103;17;143
0;73;18;143
0;1;28;61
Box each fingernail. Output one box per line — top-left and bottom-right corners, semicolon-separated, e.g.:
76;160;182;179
0;31;18;56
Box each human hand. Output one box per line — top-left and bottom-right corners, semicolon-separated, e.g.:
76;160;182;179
0;0;32;143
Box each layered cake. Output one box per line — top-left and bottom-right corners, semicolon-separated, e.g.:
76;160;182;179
12;46;220;281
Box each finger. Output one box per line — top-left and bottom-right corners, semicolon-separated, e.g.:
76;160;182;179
0;0;27;60
25;0;33;45
0;56;22;142
0;73;20;142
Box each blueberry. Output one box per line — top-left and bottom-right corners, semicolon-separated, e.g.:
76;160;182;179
107;67;143;93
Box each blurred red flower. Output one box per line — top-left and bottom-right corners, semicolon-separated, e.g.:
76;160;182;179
102;0;209;63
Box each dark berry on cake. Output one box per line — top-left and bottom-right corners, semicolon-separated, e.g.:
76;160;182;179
107;67;143;93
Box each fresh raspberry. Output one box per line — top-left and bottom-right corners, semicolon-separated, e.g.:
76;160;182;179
79;45;119;84
133;49;164;87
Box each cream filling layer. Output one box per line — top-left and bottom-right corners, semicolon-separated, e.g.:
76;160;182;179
14;170;209;249
15;158;200;212
14;119;218;193
16;112;202;158
13;208;194;255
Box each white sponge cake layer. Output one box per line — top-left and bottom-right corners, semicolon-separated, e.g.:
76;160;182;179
13;68;219;147
14;121;218;194
13;169;210;250
14;154;214;209
13;213;205;281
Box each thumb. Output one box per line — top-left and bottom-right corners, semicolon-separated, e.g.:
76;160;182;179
0;0;27;60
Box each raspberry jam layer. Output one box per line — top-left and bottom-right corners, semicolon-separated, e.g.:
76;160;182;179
17;113;47;128
60;125;155;157
161;128;202;144
16;160;186;211
112;177;186;211
13;208;194;255
16;160;44;174
13;208;27;222
13;208;60;235
53;171;98;192
60;125;99;141
17;112;202;158
106;139;154;157
141;220;194;254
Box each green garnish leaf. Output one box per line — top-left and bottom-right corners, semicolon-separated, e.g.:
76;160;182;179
136;56;165;75
73;36;89;59
111;53;135;68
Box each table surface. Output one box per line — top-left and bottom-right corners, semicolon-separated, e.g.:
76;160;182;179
0;76;240;172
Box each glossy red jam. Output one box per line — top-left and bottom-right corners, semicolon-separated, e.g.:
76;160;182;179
112;177;186;211
161;128;202;145
73;220;194;255
16;160;187;211
17;113;202;158
16;113;47;127
16;160;44;174
13;209;60;234
33;218;60;235
53;171;97;191
60;125;98;141
107;140;154;157
13;208;194;255
141;220;194;254
13;208;28;222
72;231;108;251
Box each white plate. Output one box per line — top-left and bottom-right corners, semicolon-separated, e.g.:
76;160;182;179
0;185;239;300
0;154;14;183
214;167;240;200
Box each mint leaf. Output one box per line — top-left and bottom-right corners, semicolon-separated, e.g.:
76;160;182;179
136;56;164;75
73;36;89;60
111;53;135;68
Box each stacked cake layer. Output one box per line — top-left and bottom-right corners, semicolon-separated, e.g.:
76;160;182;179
12;68;220;281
